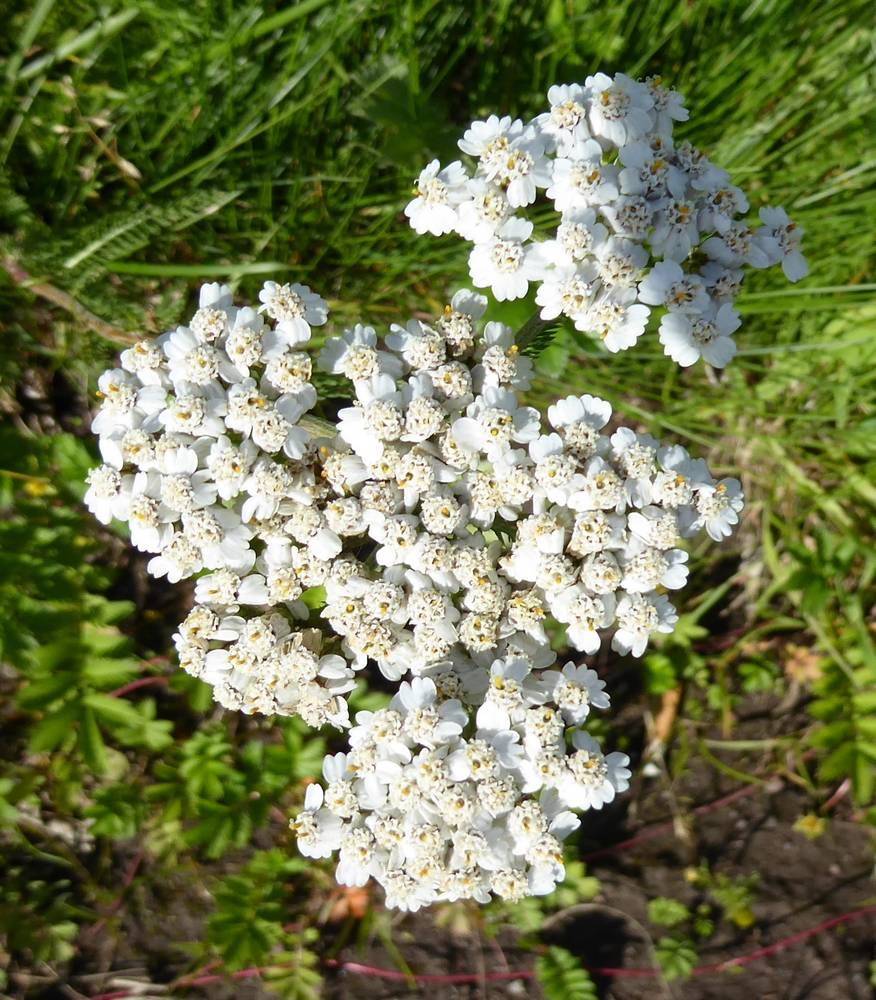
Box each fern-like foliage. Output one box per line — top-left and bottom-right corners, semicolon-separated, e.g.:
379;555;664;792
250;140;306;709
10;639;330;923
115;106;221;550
37;188;238;291
0;169;38;232
310;369;353;401
9;187;239;333
205;850;322;999
0;431;174;774
520;319;561;358
535;946;597;1000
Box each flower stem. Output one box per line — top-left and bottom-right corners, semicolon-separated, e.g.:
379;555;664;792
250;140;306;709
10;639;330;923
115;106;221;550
515;311;553;351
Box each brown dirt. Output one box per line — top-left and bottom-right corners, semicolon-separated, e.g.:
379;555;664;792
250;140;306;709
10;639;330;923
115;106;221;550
319;700;875;1000
13;368;874;1000
53;689;873;1000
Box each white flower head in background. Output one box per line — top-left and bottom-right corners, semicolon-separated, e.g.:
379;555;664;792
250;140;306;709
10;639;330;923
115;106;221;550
406;71;806;369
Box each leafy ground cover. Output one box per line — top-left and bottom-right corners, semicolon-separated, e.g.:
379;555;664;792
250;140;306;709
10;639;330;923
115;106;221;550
1;1;875;997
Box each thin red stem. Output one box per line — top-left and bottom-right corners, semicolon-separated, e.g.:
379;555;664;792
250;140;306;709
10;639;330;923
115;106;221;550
85;904;876;997
581;781;760;861
108;676;169;698
83;850;145;940
690;905;876;975
821;777;850;813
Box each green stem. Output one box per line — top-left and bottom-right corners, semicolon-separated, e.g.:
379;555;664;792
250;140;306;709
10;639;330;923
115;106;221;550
697;739;768;786
515;311;553;351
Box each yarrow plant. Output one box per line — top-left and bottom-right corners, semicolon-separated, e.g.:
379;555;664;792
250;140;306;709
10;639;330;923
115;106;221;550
407;73;807;367
85;74;804;909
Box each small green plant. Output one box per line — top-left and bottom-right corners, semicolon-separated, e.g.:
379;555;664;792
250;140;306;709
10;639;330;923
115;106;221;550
654;935;698;981
205;850;322;999
0;868;85;970
148;721;322;859
535;946;598;1000
705;873;758;930
647;872;759;981
808;599;876;805
647;896;690;929
16;606;171;773
648;896;700;981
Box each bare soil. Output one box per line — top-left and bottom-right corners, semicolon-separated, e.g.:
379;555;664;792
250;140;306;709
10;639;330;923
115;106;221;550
12;368;875;1000
318;699;875;1000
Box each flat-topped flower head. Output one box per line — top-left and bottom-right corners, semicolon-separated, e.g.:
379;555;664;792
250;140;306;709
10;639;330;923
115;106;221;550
405;71;805;368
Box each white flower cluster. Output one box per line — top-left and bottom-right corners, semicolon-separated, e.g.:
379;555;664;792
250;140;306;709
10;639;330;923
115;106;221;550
405;73;807;368
86;274;745;907
84;281;359;725
291;290;740;906
82;67;798;910
292;671;630;908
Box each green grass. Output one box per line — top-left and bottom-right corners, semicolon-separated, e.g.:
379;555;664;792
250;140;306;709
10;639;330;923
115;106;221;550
3;1;875;322
1;1;875;996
